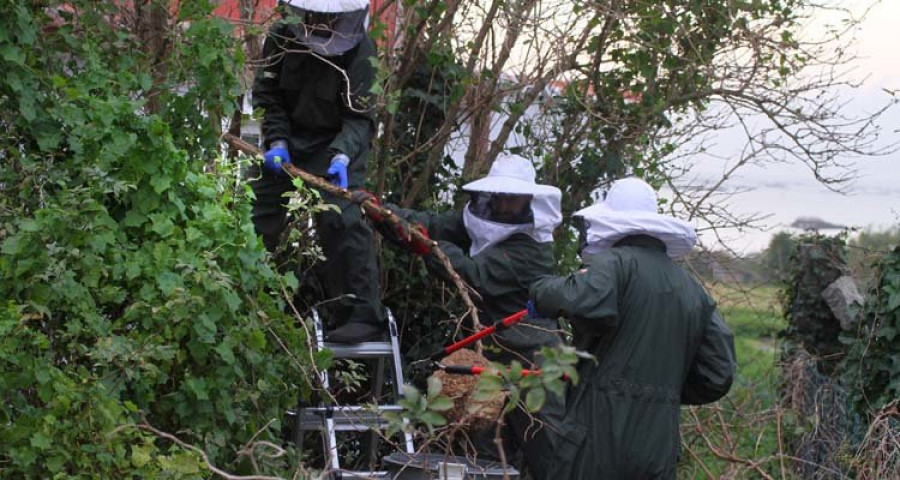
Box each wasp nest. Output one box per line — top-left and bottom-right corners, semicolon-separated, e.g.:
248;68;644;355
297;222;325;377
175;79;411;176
430;348;507;431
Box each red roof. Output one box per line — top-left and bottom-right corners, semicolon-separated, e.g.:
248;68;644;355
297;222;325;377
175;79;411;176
213;0;396;41
213;0;277;23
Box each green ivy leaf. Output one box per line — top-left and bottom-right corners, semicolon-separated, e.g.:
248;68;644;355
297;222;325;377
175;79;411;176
149;214;175;238
158;452;201;474
215;341;235;365
313;348;333;370
427;375;442;398
428;396;453;412
419;411;447;428
247;328;267;349
131;443;153;468
29;432;51;450
156;271;180;296
185;377;210;401
525;387;546;412
150;174;172;194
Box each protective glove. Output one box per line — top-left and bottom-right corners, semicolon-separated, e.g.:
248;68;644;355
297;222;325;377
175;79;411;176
385;221;432;256
403;223;432;256
326;153;350;189
263;140;291;175
526;299;539;319
351;190;384;222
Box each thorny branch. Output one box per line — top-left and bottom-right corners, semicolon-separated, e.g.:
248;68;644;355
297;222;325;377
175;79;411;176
125;421;287;480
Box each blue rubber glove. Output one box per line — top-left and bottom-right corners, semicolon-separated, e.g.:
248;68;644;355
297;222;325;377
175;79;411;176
263;140;291;176
526;299;539;319
327;153;350;189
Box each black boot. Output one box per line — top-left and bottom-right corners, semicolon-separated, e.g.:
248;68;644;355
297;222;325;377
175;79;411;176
325;322;385;344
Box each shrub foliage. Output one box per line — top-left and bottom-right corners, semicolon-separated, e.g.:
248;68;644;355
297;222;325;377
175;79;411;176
841;246;900;415
779;233;848;375
0;2;308;477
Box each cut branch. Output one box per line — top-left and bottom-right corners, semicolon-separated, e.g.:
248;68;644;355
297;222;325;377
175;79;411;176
223;133;483;330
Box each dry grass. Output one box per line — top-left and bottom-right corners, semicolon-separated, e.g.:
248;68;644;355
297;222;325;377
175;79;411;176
708;282;781;314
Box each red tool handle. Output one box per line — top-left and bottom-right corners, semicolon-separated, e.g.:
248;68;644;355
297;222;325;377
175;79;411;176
430;309;528;361
441;364;569;380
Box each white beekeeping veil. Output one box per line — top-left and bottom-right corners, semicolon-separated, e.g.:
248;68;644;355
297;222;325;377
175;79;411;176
574;177;696;259
461;153;562;257
282;0;369;56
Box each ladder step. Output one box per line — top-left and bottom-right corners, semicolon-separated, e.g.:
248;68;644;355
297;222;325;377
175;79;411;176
324;341;393;358
302;307;416;470
303;405;405;414
288;405;404;432
336;471;390;479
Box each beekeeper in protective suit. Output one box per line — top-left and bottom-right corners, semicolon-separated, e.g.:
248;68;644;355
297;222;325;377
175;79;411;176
376;153;565;364
523;177;737;480
368;153;565;465
250;0;385;343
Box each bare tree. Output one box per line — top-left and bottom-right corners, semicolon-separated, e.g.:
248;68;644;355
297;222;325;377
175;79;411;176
220;1;898;473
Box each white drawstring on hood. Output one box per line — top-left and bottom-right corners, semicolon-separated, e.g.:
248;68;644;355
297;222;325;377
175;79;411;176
575;177;696;259
461;153;562;257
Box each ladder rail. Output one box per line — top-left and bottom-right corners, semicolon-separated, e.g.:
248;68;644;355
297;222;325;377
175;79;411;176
386;309;415;455
298;307;415;479
312;309;341;473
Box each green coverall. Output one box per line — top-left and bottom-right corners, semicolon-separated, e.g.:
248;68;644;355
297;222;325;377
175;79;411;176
250;22;383;326
384;206;562;363
526;235;737;480
382;205;565;467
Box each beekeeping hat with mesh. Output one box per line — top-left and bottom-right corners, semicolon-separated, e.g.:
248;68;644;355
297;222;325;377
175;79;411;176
281;0;369;56
461;153;562;256
574;177;696;259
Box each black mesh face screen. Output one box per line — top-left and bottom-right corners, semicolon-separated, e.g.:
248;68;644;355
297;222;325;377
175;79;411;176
280;2;368;55
302;11;340;37
574;216;589;254
283;4;340;38
467;192;534;225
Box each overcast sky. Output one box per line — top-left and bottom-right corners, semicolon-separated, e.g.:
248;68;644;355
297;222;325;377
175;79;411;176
682;1;900;254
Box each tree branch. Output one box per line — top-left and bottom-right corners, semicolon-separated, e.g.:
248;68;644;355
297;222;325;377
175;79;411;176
223;133;483;330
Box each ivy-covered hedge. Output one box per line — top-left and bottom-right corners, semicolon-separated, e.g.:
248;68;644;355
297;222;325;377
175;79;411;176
0;2;308;477
780;232;900;414
779;233;848;375
841;246;900;415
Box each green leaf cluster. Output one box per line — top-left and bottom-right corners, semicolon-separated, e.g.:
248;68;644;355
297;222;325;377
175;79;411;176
473;345;581;414
840;246;900;415
0;2;309;477
384;377;454;435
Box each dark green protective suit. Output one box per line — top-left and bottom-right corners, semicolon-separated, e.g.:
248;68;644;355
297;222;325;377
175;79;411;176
250;22;383;326
527;235;737;480
383;205;565;468
385;206;562;364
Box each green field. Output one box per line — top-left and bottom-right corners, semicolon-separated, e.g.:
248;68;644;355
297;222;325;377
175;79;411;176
678;283;791;479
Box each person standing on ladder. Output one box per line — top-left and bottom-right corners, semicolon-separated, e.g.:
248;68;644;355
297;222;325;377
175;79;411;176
249;0;386;344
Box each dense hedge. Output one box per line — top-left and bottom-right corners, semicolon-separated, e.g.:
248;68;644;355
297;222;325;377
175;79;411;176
0;2;309;477
841;246;900;415
780;231;900;415
779;233;848;375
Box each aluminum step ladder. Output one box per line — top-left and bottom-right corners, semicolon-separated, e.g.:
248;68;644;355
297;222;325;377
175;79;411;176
287;308;415;479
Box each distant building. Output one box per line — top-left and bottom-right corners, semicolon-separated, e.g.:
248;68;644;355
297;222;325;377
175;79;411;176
686;249;765;284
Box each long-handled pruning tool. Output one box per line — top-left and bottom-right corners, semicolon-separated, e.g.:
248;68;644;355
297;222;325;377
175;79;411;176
423;309;528;362
415;309;570;381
